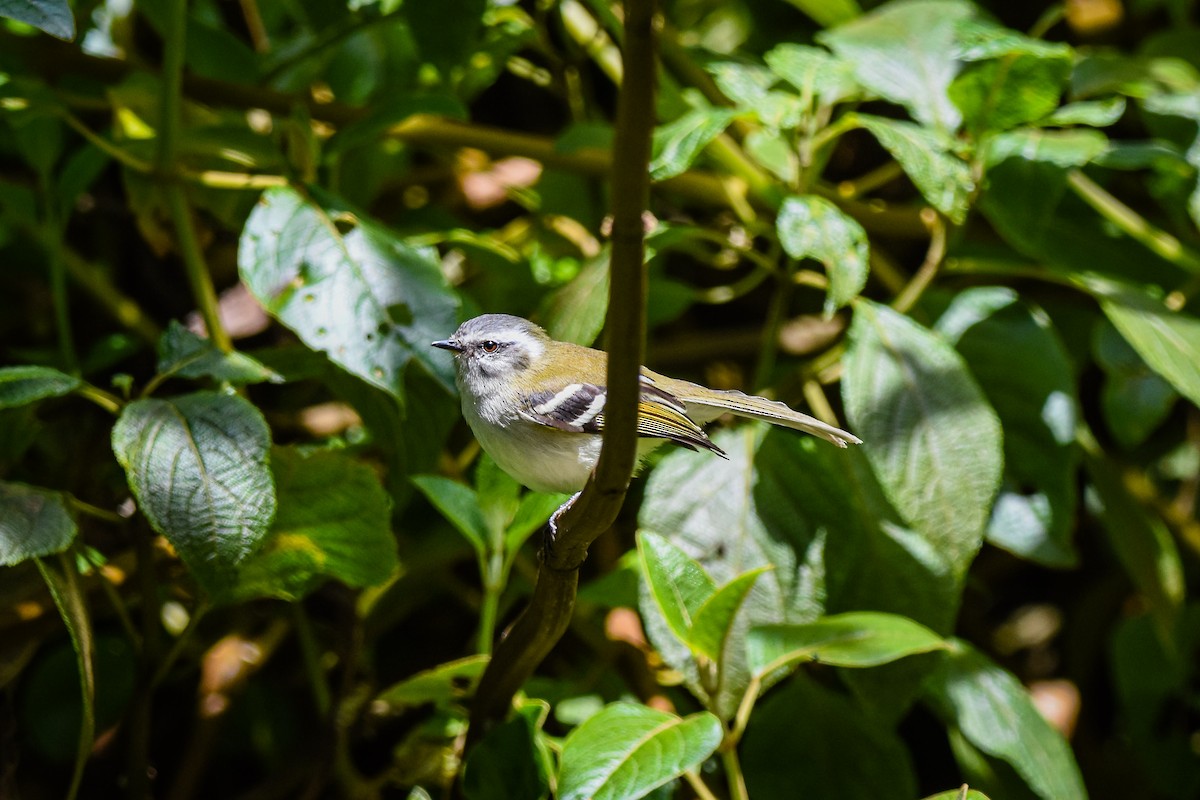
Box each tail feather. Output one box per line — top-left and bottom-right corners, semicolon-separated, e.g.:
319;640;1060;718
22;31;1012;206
684;388;862;448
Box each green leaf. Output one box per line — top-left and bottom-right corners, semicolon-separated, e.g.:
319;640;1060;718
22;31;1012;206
707;62;776;107
111;392;276;592
375;655;490;708
843;301;1003;576
687;567;770;661
922;789;991;800
764;44;860;105
1100;290;1200;409
938;289;1079;567
156;321;283;386
1044;97;1126;127
820;0;974;132
412;476;488;555
745;128;798;184
649;107;740;180
986;127;1109;169
952;18;1071;61
1083;451;1184;635
747;611;948;675
742;676;916;799
464;709;551;800
1094;321;1178;448
0;483;78;566
223;447;397;602
34;555;93;800
950;56;1072;137
776;195;869;313
539;253;609;346
854;114;973;222
777;0;861;28
923;641;1086;800
505;491;569;563
0;0;75;40
637;530;717;644
239;186;460;401
557;703;723;800
0;366;81;409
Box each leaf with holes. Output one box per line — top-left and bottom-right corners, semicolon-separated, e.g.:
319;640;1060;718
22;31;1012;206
776;195;869;313
239;186;459;403
111;392;275;592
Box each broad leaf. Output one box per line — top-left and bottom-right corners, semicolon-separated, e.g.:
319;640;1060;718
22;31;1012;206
688;567;770;661
776;195;869;313
649;107;740;180
464;708;551;800
239;186;459;401
412;476;488;555
923;642;1086;800
855;114;973;222
707;62;776;107
747;612;948;675
111;392;276;592
764;44;859;105
1100;290;1200;409
743;676;916;799
637;530;716;644
938;289;1078;566
1044;97;1126;127
0;0;75;40
820;0;974;132
842;301;1003;576
1094;321;1178;448
156;321;282;385
0;366;81;409
0;482;77;566
224;447;397;602
557;703;722;800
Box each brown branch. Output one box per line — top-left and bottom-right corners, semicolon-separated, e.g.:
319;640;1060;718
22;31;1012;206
466;0;658;741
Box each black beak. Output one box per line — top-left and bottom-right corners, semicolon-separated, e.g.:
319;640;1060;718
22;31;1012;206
432;339;464;352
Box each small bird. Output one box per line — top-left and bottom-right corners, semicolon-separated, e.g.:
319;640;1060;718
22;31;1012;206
432;314;861;494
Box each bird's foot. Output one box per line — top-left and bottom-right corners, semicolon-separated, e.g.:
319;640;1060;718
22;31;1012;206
541;491;581;562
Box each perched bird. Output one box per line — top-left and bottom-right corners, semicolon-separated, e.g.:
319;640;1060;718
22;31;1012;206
432;314;861;494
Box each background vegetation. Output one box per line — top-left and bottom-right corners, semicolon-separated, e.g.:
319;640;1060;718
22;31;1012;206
1;0;1198;798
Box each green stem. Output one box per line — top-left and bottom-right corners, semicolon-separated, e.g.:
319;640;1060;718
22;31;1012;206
721;746;750;800
41;179;77;373
754;261;795;389
478;578;501;655
292;603;332;717
893;211;946;314
150;602;207;688
1067;169;1200;276
165;187;232;352
682;769;721;800
74;383;123;415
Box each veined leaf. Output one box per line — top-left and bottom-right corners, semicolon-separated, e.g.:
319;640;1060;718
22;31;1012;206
747;611;948;675
649;107;740;180
0;0;75;40
637;530;716;644
557;703;722;800
375;655;491;709
855;114;973;222
239;186;459;402
0;482;77;566
776;194;869;313
764;44;859;105
0;366;81;409
156;321;282;386
688;567;770;661
1100;289;1200;409
111;392;276;592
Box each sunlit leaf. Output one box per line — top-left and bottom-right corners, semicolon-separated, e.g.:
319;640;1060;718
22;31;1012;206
764;44;859;105
776;195;869;312
375;655;490;708
688;567;770;661
557;703;722;800
650;107;740;180
637;530;716;644
855;114;973;222
1099;289;1200;409
747;612;948;675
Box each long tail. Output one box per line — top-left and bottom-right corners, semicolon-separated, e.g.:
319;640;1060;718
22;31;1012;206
684;388;862;448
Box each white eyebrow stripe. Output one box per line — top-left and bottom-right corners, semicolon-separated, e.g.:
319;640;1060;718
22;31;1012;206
534;383;584;415
568;393;606;427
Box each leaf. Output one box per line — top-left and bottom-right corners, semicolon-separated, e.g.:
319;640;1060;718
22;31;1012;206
1044;97;1126;127
156;321;283;385
464;710;551;800
950;56;1072;137
742;675;917;800
776;195;869;313
820;0;974;132
557;703;723;800
0;482;78;566
922;789;991;800
922;641;1086;800
1094;321;1178;448
412;476;488;555
35;555;93;800
1100;290;1200;409
777;0;861;28
707;62;776;107
1083;452;1184;636
764;44;860;105
539;252;609;346
505;491;569;563
0;0;75;40
687;567;770;661
985;127;1109;169
637;530;717;644
111;392;276;592
649;107;740;180
375;655;490;708
747;612;948;675
223;447;397;602
938;289;1079;567
854;114;974;222
0;366;81;409
842;301;1003;576
238;186;460;401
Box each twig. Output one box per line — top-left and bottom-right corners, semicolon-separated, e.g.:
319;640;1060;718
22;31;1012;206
466;0;657;741
892;209;947;314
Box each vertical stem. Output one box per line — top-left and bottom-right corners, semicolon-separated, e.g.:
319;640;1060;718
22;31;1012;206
41;182;77;373
754;260;794;390
292;604;332;718
129;527;161;800
721;747;750;800
157;0;232;352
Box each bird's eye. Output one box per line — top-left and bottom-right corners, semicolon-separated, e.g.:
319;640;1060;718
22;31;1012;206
480;340;500;353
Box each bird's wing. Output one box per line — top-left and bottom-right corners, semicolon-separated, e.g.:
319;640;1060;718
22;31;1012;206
518;378;726;456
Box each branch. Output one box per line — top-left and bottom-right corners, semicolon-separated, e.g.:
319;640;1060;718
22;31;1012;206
466;0;658;740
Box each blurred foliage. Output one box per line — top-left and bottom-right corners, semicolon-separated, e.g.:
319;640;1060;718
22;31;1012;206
1;0;1198;798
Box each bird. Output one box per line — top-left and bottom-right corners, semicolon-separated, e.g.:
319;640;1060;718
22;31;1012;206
432;313;861;494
